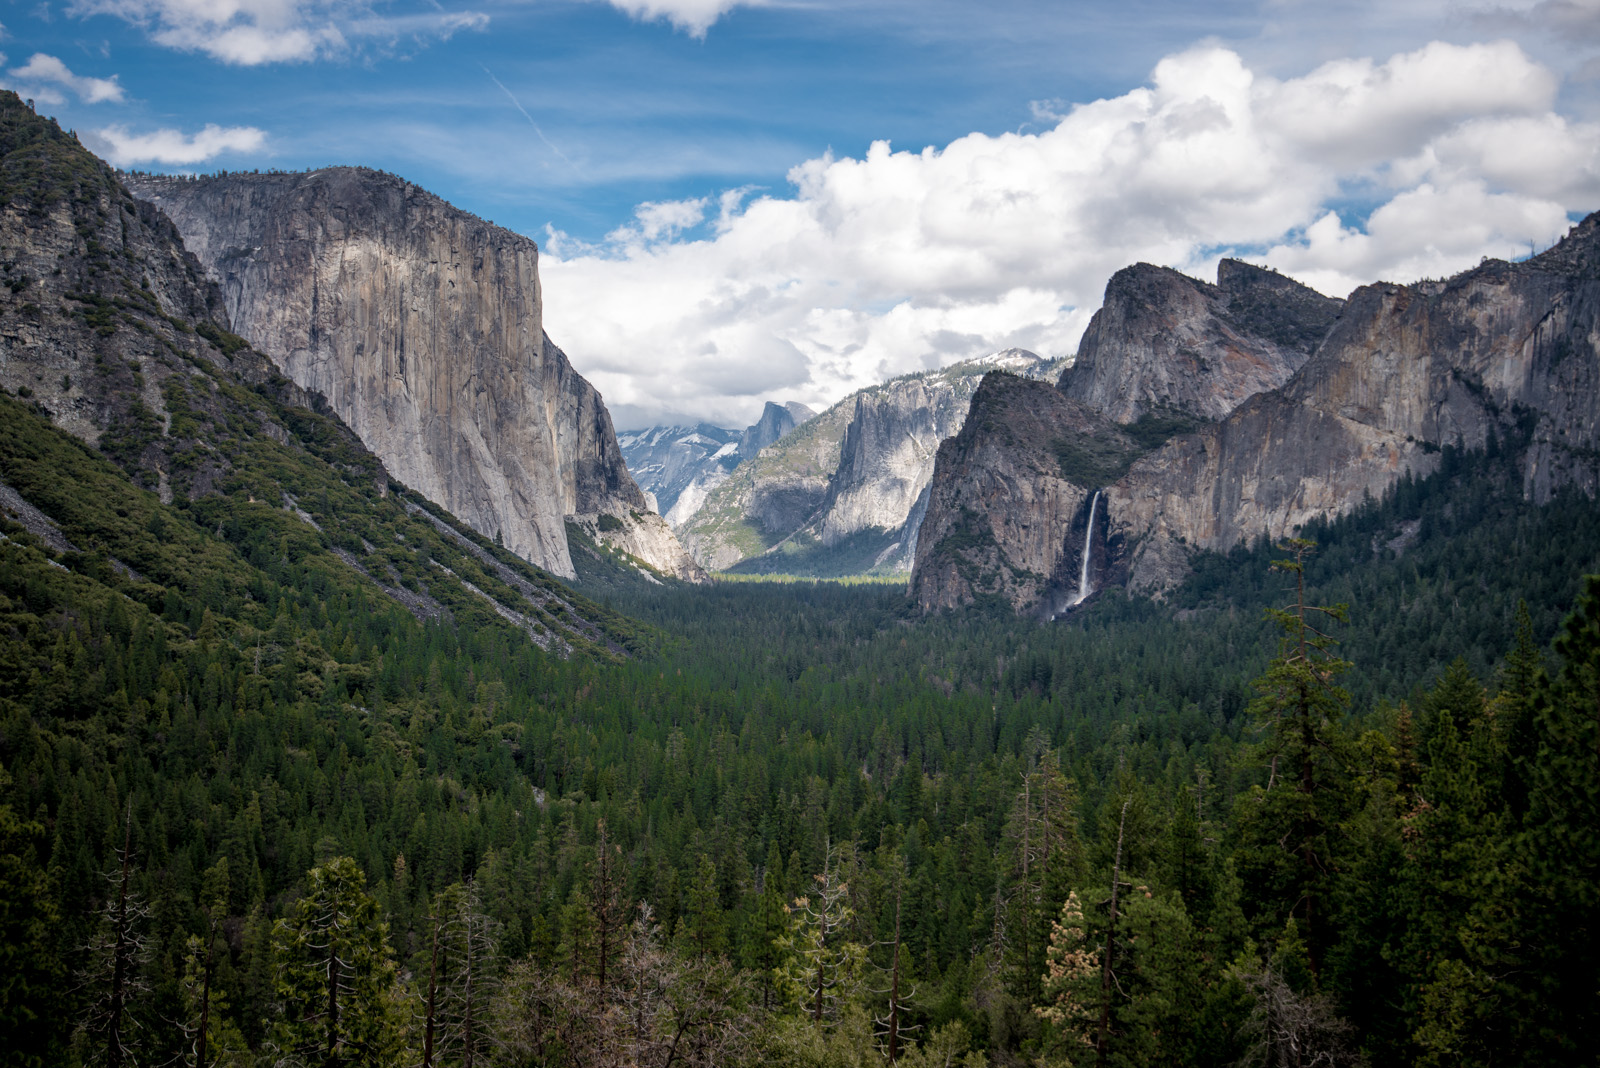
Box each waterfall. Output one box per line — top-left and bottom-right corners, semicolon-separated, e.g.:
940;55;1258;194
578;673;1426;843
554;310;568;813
1065;490;1100;610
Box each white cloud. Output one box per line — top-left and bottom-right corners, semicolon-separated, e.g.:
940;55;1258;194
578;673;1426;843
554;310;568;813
65;0;486;65
5;52;124;103
88;122;266;164
541;39;1599;429
601;0;762;37
605;197;709;247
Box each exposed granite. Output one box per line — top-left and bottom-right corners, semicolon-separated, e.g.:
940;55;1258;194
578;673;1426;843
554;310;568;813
126;167;701;581
912;219;1600;610
910;372;1133;614
1061;259;1342;424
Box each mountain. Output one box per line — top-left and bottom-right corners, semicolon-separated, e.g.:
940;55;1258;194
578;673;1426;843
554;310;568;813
0;91;646;656
124;168;702;583
680;348;1059;575
912;229;1600;613
1062;258;1342;422
738;400;816;460
615;400;815;530
615;423;741;518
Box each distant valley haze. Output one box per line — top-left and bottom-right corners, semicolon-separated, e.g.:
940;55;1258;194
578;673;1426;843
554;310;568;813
8;0;1599;427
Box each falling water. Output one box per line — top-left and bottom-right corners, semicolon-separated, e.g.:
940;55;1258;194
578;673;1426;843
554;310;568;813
1065;490;1100;610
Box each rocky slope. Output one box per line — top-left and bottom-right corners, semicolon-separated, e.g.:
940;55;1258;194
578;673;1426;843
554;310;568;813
1062;258;1342;423
914;226;1600;612
125;168;700;582
0;95;237;501
681;349;1056;575
0;92;646;653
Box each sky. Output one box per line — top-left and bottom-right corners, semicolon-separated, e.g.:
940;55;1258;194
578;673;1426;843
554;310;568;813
5;0;1600;428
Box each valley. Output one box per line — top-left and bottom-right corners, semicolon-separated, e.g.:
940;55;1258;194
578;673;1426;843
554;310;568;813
1;89;1598;1068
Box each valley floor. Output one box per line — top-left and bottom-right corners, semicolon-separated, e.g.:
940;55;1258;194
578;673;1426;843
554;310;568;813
4;416;1599;1068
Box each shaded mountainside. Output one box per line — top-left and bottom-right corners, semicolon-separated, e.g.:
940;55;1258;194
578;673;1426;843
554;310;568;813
0;91;647;656
124;168;701;583
915;226;1600;612
1061;258;1342;423
682;349;1056;576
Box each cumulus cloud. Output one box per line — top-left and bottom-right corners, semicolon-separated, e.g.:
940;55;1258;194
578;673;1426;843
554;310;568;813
540;38;1600;429
65;0;487;65
5;52;124;103
88;122;266;164
601;0;762;37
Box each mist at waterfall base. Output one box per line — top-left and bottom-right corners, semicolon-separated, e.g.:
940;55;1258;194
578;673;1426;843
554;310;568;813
1050;490;1101;621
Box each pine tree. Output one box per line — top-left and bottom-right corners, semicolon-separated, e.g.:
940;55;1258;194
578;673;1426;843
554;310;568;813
1236;540;1354;972
270;856;398;1068
1511;574;1600;1064
780;846;865;1027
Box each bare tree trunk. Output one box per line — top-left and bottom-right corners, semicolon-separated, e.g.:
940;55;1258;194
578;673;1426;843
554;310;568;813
196;917;214;1068
422;907;441;1068
107;803;134;1068
887;885;902;1064
325;948;340;1068
463;918;477;1068
1096;800;1130;1068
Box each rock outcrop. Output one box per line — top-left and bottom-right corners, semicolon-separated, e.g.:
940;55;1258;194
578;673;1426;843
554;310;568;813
1061;258;1342;424
913;224;1600;612
126;168;700;582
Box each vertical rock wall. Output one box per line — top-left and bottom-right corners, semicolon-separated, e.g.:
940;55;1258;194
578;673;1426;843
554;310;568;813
128;168;699;580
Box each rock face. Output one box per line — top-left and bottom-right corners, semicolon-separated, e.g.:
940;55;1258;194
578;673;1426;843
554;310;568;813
911;373;1133;614
126;168;700;582
913;224;1600;612
1108;240;1600;589
1061;259;1342;424
0;93;248;501
681;349;1055;575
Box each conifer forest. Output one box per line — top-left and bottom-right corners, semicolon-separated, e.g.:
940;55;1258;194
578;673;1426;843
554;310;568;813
2;376;1599;1068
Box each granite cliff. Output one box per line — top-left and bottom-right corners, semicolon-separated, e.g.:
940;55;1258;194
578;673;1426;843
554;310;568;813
740;400;816;461
1108;234;1600;590
126;168;701;582
913;223;1600;613
1063;259;1342;423
911;373;1133;611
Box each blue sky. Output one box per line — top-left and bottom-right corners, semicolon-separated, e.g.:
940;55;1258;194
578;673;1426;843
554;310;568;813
6;1;1600;427
7;0;1301;239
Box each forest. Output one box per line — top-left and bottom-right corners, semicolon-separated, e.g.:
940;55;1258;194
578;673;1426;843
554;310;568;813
2;374;1599;1068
